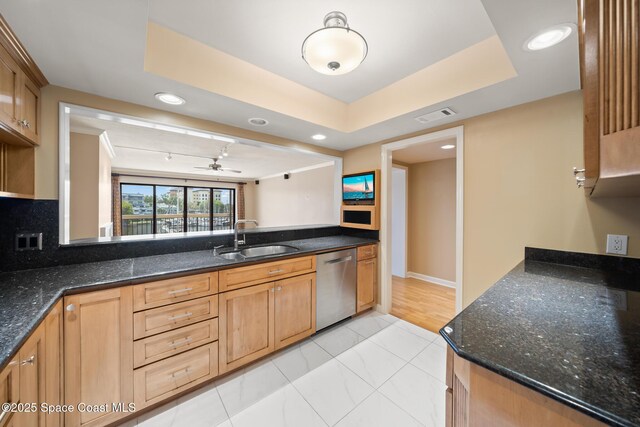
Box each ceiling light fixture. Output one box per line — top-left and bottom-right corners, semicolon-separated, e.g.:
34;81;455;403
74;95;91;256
248;118;269;126
441;144;455;150
311;134;327;141
302;11;368;75
165;152;173;161
524;24;575;51
154;92;186;105
222;146;229;157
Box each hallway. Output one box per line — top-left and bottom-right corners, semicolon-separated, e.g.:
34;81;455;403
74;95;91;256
391;276;456;333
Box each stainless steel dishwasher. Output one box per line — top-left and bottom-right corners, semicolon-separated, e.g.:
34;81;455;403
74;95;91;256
316;248;357;331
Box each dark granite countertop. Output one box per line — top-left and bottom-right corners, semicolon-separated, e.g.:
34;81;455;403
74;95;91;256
0;235;376;371
441;249;640;427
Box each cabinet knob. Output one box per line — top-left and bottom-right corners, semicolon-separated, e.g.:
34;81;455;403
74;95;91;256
573;167;586;175
66;304;76;312
276;286;282;291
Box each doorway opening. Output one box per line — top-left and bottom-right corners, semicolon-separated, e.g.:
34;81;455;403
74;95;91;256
380;126;463;332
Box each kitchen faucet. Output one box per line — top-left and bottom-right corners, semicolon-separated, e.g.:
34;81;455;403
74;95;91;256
234;220;258;250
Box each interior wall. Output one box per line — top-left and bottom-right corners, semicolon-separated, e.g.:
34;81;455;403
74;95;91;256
251;164;336;227
391;166;407;277
407;158;456;282
98;139;112;233
343;91;640;307
70;132;100;240
38;85;342;200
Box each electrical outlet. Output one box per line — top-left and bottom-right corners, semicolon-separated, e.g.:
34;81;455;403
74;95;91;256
606;234;628;255
15;233;43;251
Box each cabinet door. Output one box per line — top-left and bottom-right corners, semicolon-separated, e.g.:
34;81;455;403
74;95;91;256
44;301;63;427
17;323;46;427
357;258;377;313
0;45;20;134
0;356;19;427
218;282;274;374
17;75;39;145
64;287;133;427
274;273;316;350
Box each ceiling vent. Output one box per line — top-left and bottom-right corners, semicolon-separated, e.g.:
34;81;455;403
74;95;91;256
414;108;456;124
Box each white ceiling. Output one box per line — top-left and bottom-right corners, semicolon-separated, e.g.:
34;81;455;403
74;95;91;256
70;115;333;180
0;0;580;150
392;137;457;164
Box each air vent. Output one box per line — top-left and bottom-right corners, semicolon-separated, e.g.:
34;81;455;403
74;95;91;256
414;108;456;124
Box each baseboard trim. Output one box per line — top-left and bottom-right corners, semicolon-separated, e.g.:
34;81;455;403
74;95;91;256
406;272;456;288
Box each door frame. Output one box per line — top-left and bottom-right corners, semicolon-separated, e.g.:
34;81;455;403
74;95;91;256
380;125;464;314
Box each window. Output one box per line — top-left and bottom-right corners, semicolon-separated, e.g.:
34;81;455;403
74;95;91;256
120;183;235;236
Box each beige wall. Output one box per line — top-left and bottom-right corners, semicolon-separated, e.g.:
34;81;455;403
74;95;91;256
408;159;456;281
343;91;640;307
70;133;100;240
37;85;341;200
248;165;336;227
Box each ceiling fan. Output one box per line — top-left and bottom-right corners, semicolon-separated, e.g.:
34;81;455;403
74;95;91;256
194;158;242;174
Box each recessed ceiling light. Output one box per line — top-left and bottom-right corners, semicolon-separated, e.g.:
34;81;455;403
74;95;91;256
311;134;327;141
524;24;575;51
441;144;455;150
154;92;186;105
165;152;172;161
248;118;269;126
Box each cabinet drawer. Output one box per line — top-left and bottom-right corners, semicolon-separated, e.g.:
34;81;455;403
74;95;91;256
219;256;316;291
133;272;218;311
134;319;218;368
357;244;377;261
133;342;218;407
134;295;218;340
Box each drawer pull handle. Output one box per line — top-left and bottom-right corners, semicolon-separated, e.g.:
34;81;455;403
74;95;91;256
168;312;193;322
167;287;193;295
363;260;375;265
168;337;192;348
268;269;285;275
0;408;13;424
170;367;191;379
276;286;282;291
20;355;35;366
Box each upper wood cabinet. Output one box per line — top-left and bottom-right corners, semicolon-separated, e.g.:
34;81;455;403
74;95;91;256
64;288;134;427
578;0;640;196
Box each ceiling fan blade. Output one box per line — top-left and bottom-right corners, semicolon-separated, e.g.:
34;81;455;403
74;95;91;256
194;166;213;170
219;168;242;174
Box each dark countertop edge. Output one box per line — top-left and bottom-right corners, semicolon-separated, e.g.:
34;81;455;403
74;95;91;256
440;324;630;427
62;224;339;247
0;237;377;372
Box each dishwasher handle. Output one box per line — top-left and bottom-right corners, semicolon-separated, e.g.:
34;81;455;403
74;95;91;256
324;256;353;265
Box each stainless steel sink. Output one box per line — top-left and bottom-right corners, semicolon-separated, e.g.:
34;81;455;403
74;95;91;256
240;245;299;258
216;251;245;261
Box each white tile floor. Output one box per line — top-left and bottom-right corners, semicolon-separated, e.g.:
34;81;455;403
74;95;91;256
129;311;447;427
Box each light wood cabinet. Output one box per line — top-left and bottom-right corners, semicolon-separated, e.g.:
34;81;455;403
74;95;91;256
578;0;640;196
43;302;63;427
0;356;20;427
64;287;134;427
16;322;46;427
218;282;275;374
133;272;218;311
219;256;315;292
274;273;316;350
356;244;377;313
445;347;605;426
0;13;47;198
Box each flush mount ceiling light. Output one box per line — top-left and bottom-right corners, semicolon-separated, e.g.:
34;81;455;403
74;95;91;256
154;92;186;105
165;152;173;161
441;144;456;150
524;24;575;51
302;11;368;75
311;134;327;141
248;117;269;126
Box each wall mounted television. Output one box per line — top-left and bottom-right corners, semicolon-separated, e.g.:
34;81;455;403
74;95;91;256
342;171;375;205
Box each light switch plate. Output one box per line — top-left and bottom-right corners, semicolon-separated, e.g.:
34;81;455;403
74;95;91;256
606;234;628;255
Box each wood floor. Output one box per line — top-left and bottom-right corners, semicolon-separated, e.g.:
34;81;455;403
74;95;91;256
390;276;456;333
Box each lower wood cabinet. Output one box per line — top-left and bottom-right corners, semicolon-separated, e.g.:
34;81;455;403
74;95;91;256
0;301;62;427
64;287;134;427
357;255;377;313
219;272;317;373
218;282;276;374
446;347;605;427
